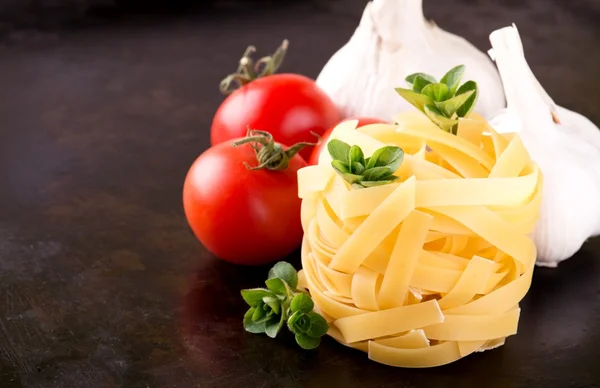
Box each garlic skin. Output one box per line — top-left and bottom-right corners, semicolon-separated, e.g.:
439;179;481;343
315;0;506;121
488;25;600;267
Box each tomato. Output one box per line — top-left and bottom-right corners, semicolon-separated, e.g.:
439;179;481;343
183;131;307;265
210;41;340;161
308;117;388;165
211;74;340;161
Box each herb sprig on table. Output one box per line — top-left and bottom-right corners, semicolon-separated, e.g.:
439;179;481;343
241;262;329;349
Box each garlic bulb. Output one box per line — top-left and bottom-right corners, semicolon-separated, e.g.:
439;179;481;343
488;24;600;267
315;0;505;121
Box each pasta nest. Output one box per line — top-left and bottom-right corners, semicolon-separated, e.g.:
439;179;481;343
296;112;542;368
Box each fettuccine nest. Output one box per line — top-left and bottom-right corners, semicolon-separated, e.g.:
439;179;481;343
296;112;542;368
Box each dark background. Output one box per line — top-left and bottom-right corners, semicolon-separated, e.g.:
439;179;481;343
1;0;600;387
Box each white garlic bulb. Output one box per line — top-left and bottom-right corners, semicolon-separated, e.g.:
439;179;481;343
315;0;506;121
488;24;600;267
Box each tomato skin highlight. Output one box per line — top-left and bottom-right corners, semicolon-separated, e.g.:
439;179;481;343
183;140;306;265
211;73;341;161
308;117;388;165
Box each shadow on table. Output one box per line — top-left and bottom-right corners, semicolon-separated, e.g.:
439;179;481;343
178;249;304;375
176;238;600;387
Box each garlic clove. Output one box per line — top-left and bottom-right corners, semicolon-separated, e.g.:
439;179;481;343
316;0;506;121
555;106;600;154
488;24;600;266
315;1;379;119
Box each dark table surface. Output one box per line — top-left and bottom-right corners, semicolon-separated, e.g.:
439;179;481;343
1;0;600;387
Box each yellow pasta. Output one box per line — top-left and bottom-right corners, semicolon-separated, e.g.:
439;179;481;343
297;111;542;368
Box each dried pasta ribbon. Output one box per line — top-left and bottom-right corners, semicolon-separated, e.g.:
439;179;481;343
296;113;542;368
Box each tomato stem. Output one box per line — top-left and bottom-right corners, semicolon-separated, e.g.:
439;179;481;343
233;128;320;171
219;40;289;95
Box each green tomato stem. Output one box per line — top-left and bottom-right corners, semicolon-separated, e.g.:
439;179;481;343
232;128;320;171
219;40;289;95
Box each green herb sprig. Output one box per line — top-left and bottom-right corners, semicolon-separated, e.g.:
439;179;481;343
241;262;329;350
328;139;404;189
395;65;478;134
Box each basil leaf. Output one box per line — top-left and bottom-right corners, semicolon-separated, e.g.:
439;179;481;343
327;139;351;163
295;333;321;350
349;145;364;166
360;179;398;187
394;87;434;112
440;64;465;95
332;160;363;184
412;75;432;93
345;173;364;184
287;311;303;334
306;312;329;337
244;308;255;324
421;83;449;102
254;304;276;324
382;147;404;172
244;308;267;333
378;172;397;181
298;315;310;333
434;90;474;117
265;315;284;339
455;81;478;118
451;123;459;135
265;277;290;298
329;143;404;188
341;172;363;184
267;261;298;289
351;162;365;175
405;72;437;85
363;166;393;181
331;160;350;174
241;288;272;307
290;293;314;314
253;304;267;321
262;296;281;315
366;146;404;171
365;156;376;170
424;104;458;133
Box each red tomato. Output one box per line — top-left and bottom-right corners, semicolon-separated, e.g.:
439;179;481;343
211;73;341;161
308;117;388;165
183;135;307;265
